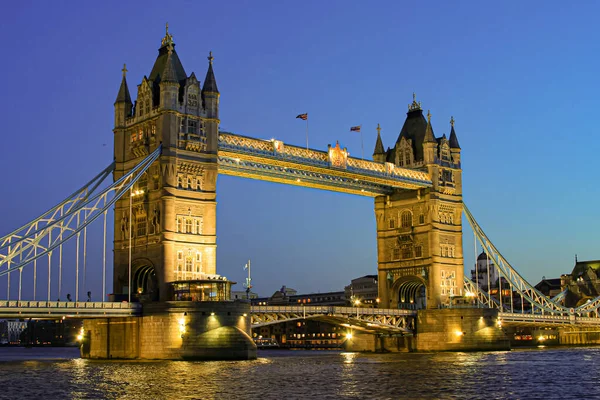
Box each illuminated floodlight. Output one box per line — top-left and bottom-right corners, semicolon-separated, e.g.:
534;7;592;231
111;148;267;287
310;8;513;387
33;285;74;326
345;333;353;340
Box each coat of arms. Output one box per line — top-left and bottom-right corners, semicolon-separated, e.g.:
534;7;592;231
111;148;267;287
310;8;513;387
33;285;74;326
328;141;347;169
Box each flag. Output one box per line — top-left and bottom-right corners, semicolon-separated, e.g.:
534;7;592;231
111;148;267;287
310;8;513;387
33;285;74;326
350;126;361;132
296;113;308;120
243;262;248;270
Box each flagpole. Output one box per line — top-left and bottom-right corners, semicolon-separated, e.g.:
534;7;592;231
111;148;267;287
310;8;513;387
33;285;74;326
360;125;364;160
246;259;251;300
306;119;309;150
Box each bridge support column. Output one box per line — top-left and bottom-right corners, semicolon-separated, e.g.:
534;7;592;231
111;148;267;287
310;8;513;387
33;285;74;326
81;301;256;360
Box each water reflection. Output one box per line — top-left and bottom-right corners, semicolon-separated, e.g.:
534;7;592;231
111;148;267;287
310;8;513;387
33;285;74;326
0;348;599;399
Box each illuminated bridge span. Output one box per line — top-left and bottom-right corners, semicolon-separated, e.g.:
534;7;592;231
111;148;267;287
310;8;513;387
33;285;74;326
0;301;141;319
251;305;415;334
218;132;432;196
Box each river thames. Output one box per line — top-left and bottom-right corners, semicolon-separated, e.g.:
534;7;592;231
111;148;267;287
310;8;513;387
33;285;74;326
0;346;597;399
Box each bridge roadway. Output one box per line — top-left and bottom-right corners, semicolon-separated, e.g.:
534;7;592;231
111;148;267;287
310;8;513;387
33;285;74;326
4;302;600;330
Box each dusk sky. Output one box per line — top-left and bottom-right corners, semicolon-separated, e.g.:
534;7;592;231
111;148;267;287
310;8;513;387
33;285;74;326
1;1;598;300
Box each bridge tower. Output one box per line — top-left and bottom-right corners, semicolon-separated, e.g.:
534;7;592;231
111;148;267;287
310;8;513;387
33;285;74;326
374;96;463;309
112;26;219;301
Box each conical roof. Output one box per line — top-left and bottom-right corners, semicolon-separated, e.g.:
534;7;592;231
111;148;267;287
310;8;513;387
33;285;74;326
202;51;219;93
115;64;132;104
449;117;461;149
161;45;179;83
373;124;385;155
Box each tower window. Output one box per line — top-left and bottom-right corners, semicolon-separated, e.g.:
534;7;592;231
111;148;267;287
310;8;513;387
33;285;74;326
195;252;202;273
145;100;150;115
401;245;412;259
180;118;185;133
419;214;425;225
136;215;146;237
392;248;400;260
401;211;412;228
188;120;198;134
194;219;202;234
415;245;423;258
388;218;396;229
185;219;193;233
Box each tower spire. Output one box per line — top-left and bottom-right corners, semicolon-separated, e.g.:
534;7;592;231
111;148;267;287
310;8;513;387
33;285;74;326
373;123;385;159
202;51;219;93
115;63;132;104
161;44;178;83
161;22;174;47
423;110;435;143
449;116;461;149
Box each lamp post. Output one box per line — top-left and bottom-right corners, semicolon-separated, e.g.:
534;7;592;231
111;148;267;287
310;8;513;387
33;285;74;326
354;299;360;318
128;188;144;303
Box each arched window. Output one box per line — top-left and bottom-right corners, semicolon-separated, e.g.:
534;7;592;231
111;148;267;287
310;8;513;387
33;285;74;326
401;211;412;228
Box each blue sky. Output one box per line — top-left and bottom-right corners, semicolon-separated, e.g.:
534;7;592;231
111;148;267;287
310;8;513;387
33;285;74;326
0;1;598;299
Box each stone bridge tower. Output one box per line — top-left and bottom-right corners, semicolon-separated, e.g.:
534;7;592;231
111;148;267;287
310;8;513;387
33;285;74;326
112;26;219;301
374;96;463;309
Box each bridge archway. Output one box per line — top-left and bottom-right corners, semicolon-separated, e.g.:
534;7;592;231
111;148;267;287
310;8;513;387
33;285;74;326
133;262;159;301
393;277;426;310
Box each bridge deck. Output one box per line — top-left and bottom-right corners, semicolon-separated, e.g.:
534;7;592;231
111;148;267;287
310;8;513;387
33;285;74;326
0;301;142;318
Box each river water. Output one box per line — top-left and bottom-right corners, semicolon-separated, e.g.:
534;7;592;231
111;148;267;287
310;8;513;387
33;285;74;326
0;346;597;399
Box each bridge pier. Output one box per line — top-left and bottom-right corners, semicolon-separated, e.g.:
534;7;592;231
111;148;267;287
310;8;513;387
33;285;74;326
81;301;256;360
414;308;509;351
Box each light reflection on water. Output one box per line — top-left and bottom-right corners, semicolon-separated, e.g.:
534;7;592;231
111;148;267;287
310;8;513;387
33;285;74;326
0;347;598;399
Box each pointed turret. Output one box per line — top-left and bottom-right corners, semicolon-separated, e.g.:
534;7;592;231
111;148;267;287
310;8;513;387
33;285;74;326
161;44;179;83
449;116;460;149
449;116;461;164
114;64;132;128
202;51;219;94
202;51;220;154
159;44;180;110
373;124;386;163
423;110;436;143
115;64;132;105
423;110;437;165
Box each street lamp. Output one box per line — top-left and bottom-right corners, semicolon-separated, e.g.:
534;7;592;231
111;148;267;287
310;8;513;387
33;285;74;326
354;299;360;317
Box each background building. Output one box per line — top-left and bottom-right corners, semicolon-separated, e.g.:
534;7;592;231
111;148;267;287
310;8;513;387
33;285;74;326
563;259;600;308
345;275;379;307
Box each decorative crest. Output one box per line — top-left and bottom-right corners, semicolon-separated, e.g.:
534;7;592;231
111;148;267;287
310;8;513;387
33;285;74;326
376;123;381;136
121;63;127;78
208;51;214;64
408;92;422;111
450;116;455;127
161;22;174;47
427;110;431;123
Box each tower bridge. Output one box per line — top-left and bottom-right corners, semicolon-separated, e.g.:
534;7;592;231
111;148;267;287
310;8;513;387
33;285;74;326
2;26;600;358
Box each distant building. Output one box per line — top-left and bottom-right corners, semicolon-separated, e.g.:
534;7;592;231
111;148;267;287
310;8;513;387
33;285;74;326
562;259;600;308
251;286;344;306
470;251;499;292
231;290;258;300
534;278;562;298
0;320;27;344
345;275;379;307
